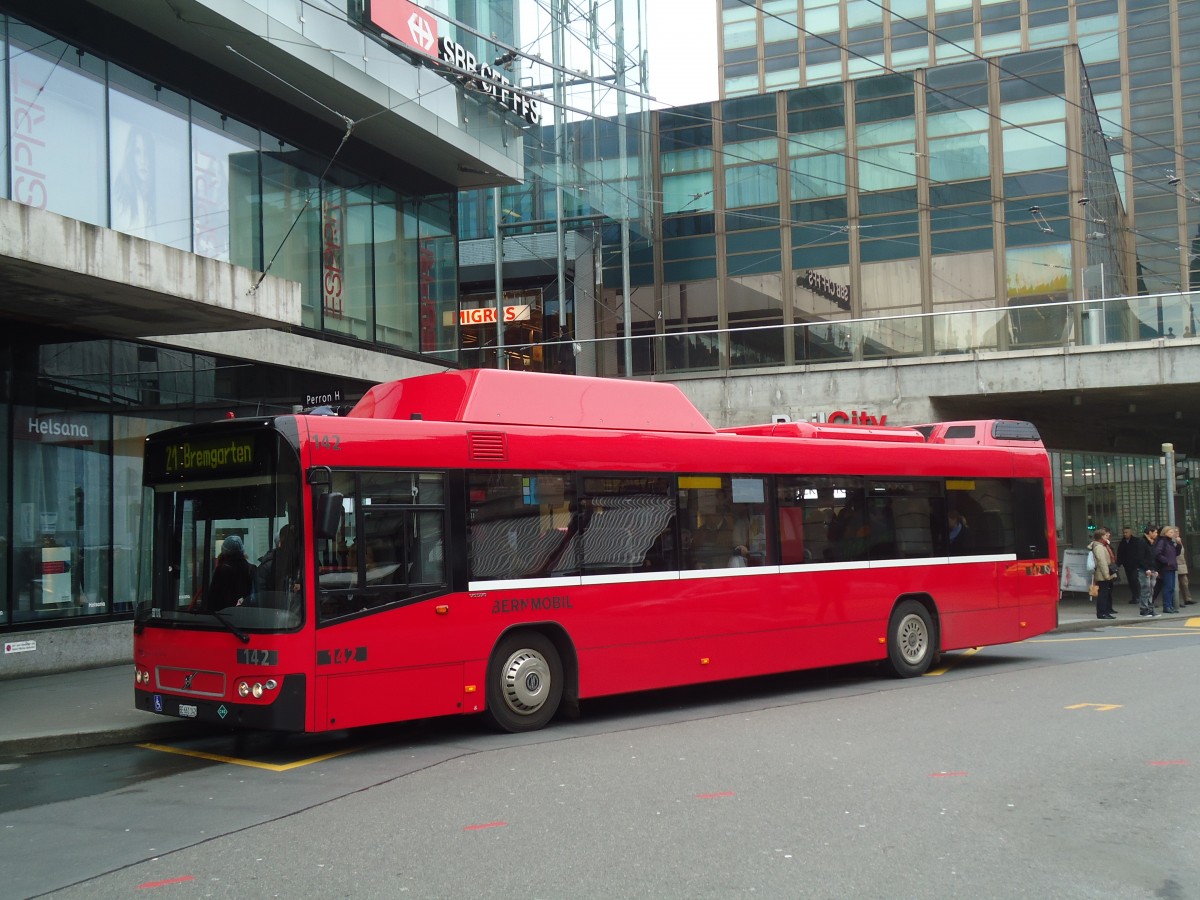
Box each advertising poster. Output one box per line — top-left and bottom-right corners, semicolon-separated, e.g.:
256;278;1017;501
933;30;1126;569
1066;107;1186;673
1060;548;1091;595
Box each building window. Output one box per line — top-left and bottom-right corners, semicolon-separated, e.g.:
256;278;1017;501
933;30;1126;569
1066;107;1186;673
11;403;111;624
108;75;190;249
8;25;107;226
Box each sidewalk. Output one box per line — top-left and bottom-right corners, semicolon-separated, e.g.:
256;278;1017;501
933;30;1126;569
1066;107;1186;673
0;596;1189;757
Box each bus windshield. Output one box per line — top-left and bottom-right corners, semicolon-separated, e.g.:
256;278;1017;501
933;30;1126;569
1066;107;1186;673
139;425;303;633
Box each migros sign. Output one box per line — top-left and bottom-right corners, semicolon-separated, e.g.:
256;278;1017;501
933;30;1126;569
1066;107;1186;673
458;304;531;326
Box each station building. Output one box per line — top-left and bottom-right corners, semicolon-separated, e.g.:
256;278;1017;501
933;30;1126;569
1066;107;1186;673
1;0;1198;674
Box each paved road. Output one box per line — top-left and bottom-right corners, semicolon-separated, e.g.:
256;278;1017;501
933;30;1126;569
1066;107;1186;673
4;622;1200;899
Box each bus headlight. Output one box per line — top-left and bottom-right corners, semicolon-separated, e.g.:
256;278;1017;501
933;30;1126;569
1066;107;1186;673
236;679;276;700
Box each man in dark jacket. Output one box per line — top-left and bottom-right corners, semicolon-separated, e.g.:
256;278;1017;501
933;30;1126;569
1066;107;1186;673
1131;525;1160;618
1115;526;1140;604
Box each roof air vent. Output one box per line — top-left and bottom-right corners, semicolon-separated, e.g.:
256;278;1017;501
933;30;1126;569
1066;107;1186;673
469;431;507;460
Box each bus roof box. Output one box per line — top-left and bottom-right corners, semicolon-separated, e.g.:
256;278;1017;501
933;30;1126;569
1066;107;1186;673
720;422;926;443
916;420;1044;447
349;369;717;433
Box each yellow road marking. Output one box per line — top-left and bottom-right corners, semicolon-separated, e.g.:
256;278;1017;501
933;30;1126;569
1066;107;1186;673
1065;702;1122;711
1033;629;1200;643
924;646;981;676
926;622;1200;671
137;741;365;772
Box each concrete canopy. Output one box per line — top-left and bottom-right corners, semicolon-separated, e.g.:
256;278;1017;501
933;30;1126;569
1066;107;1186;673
0;199;299;338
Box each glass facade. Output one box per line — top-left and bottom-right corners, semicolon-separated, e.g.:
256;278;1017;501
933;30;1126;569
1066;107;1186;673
0;7;480;633
0;337;373;629
3;17;457;360
720;0;1200;298
585;46;1128;376
1053;451;1200;550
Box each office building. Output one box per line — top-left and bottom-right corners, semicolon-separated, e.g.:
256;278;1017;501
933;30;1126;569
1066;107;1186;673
719;0;1200;298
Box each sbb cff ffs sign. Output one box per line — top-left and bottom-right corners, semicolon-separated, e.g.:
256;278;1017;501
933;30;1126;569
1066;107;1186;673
459;305;531;326
368;0;438;55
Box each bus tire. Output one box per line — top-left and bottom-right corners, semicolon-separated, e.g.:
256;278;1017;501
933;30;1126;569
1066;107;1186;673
486;631;563;733
887;600;936;678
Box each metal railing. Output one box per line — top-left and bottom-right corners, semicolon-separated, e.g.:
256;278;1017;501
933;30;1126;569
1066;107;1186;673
441;290;1199;377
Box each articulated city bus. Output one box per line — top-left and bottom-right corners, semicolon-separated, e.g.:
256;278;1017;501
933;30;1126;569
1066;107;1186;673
134;369;1058;733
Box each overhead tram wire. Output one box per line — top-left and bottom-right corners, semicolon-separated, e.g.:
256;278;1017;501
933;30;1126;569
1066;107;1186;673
218;6;1160;331
226;38;1152;304
211;0;1131;260
853;0;1200;184
414;2;657;106
702;27;1192;270
734;0;1200;216
734;0;1195;220
36;0;1191;268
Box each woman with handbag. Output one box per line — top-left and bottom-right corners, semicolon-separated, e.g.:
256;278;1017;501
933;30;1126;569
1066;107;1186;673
1169;527;1191;607
1089;526;1118;619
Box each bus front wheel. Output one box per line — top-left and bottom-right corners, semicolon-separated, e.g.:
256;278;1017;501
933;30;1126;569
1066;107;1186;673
486;632;564;733
887;600;936;677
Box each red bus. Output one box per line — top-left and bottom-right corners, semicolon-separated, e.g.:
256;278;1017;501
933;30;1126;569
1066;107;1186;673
135;369;1057;733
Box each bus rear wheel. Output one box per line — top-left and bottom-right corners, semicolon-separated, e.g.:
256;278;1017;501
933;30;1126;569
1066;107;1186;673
486;632;563;733
887;600;936;677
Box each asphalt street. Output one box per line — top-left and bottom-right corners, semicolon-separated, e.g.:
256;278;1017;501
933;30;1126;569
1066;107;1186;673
3;617;1200;899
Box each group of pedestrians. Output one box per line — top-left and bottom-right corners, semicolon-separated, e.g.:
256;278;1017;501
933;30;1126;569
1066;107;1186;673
1091;524;1192;620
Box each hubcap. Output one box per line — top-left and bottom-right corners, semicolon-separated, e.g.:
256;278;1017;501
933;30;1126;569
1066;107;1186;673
500;649;552;715
897;613;928;664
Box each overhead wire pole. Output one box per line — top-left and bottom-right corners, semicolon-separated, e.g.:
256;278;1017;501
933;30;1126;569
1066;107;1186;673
494;187;504;368
616;0;633;378
554;0;568;368
1164;443;1176;521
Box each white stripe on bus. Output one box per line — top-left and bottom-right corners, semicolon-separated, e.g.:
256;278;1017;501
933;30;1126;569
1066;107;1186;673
467;553;1020;592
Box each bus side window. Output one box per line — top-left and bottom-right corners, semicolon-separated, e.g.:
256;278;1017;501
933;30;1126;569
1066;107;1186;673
576;475;675;575
468;472;576;580
414;510;445;583
317;470;448;621
946;477;1031;556
777;504;806;564
1012;479;1049;559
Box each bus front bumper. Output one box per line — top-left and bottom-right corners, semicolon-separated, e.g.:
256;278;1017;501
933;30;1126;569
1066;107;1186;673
135;674;307;731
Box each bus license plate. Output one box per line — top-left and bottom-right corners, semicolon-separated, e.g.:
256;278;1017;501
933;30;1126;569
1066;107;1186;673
178;704;198;718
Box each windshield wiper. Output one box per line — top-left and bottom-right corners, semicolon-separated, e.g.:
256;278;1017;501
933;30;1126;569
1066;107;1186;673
211;609;251;644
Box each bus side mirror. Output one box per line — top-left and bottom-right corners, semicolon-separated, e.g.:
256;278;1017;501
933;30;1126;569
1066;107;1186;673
314;492;344;540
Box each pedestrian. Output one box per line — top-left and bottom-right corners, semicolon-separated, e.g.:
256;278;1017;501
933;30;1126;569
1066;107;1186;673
1116;526;1140;604
202;535;255;612
1177;529;1193;607
1088;526;1118;619
1132;524;1161;618
1155;525;1181;613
